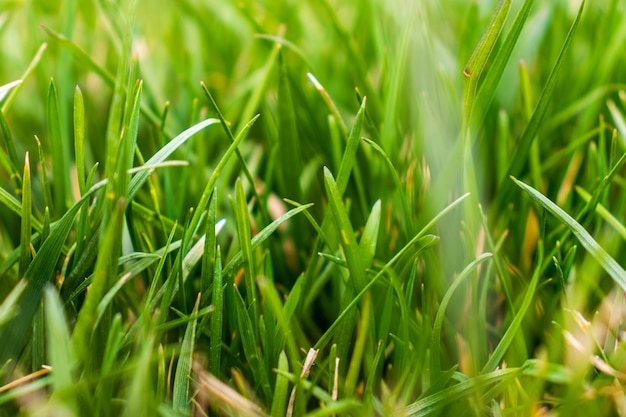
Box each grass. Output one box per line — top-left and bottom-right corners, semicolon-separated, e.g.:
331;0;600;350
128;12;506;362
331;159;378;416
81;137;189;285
1;0;626;415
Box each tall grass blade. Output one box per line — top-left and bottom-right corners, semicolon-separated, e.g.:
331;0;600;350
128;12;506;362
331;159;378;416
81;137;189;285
19;153;31;277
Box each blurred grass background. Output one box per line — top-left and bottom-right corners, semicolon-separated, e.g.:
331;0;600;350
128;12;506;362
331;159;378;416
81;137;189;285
1;0;626;415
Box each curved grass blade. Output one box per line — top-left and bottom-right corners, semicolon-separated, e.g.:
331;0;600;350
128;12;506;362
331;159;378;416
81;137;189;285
127;117;220;199
222;203;313;277
2;43;46;113
512;176;626;292
431;253;493;378
0;80;22;103
400;367;522;417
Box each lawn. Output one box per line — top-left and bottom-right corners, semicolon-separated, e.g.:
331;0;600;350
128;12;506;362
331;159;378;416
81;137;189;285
1;0;626;415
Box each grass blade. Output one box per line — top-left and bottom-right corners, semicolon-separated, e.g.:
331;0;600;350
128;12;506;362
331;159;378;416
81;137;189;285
18;153;31;277
173;294;200;412
0;178;106;366
512;176;626;292
431;253;493;378
43;286;77;403
498;0;586;198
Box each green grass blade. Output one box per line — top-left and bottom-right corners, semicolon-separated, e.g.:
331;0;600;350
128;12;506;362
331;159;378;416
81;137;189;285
40;25;114;85
499;0;586;196
0;280;26;328
73;86;86;194
314;193;469;351
276;50;302;200
19;153;32;277
512;176;626;292
47;78;70;213
271;350;290;417
463;0;511;80
209;247;224;377
431;253;493;378
222;203;313;277
43;285;76;401
172;294;200;412
36;135;53;213
0;179;106;365
1;43;46;113
128;117;219;199
185;114;260;245
323;167;366;291
401;368;522;417
335;93;367;196
472;0;536;127
463;0;511;127
0;111;21;190
359;199;381;268
234;178;258;316
201;189;217;299
0;79;22;104
575;186;626;241
234;285;272;401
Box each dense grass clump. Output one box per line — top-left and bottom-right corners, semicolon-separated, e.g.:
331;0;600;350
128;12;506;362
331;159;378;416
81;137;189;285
1;0;626;415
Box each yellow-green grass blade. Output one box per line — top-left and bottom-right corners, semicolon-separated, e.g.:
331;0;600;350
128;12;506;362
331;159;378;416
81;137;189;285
472;0;536;128
463;0;511;129
18;153;31;277
73;86;86;194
